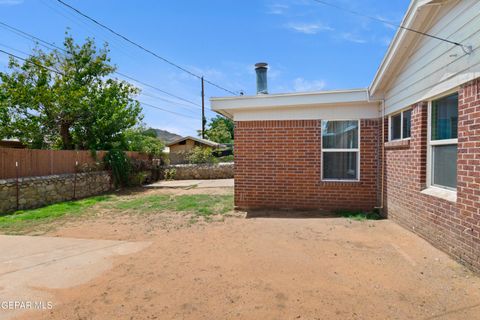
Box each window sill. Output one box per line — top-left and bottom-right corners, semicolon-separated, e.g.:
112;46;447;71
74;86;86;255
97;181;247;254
320;180;360;185
421;186;457;203
385;139;410;150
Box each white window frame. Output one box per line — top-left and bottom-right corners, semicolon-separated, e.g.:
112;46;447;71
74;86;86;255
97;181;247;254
388;108;412;141
321;119;361;182
426;92;458;191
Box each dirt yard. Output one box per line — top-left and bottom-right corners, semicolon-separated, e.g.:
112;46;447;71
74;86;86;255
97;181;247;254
11;186;480;320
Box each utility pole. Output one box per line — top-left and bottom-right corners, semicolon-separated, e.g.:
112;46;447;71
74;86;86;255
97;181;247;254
201;76;205;139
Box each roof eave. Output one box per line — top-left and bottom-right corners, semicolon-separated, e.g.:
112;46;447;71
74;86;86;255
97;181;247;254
166;136;220;147
210;88;373;114
369;0;441;95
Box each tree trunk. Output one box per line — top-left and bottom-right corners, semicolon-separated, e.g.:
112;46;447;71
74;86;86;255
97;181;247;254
60;122;73;149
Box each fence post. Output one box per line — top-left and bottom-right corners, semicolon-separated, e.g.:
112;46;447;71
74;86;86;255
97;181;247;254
15;161;19;211
50;149;53;175
73;160;78;200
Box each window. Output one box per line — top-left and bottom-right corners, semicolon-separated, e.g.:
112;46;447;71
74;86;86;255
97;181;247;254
402;109;412;139
429;93;458;190
389;109;412;141
322;120;360;181
391;113;401;140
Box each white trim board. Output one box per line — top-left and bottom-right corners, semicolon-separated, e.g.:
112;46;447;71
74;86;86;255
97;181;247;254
211;89;380;121
232;103;379;121
211;88;369;109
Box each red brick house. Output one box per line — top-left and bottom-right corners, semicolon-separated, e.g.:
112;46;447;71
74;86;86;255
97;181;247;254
211;0;480;272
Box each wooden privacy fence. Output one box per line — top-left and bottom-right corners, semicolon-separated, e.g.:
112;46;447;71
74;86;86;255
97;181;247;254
0;148;149;179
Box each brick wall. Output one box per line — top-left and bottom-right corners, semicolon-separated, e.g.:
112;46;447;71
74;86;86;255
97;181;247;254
233;80;480;271
234;119;379;211
384;79;480;272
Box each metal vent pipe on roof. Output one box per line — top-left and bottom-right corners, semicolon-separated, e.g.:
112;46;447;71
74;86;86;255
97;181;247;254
255;62;268;94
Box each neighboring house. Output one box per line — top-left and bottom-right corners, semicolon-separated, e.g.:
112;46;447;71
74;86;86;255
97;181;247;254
211;0;480;272
167;136;221;164
0;139;26;149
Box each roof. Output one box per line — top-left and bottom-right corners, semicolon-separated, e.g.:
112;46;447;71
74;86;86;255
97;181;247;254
369;0;445;96
166;136;221;148
211;89;376;119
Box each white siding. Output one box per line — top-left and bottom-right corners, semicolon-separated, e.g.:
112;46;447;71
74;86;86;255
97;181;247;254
384;0;480;115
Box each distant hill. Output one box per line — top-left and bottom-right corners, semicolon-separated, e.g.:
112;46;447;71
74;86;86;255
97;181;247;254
151;128;182;143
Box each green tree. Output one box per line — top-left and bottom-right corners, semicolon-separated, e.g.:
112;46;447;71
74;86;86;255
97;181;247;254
123;127;165;157
202;115;234;143
0;89;10;139
186;146;217;164
0;35;142;150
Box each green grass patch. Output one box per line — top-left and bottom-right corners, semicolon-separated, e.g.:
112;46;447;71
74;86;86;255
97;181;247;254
114;194;234;217
0;192;234;234
337;210;383;221
0;195;112;233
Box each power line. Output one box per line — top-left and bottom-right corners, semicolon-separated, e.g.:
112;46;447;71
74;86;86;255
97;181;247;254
0;48;63;75
0;20;203;108
139;91;216;116
0;48;199;121
311;0;473;54
115;71;201;107
39;0;145;61
139;101;198;120
55;0;240;95
0;42;32;57
140;91;199;110
0;22;207;119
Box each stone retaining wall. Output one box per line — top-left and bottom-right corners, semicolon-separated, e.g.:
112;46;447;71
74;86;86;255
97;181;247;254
163;163;234;180
0;171;111;214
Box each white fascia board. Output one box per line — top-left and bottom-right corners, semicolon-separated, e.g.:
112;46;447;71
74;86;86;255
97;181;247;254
232;102;380;121
369;0;438;95
211;89;369;111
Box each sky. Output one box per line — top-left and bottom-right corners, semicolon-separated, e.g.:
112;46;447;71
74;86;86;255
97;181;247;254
0;0;409;137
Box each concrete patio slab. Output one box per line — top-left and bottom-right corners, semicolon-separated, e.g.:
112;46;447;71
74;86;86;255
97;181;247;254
145;178;234;189
0;235;149;320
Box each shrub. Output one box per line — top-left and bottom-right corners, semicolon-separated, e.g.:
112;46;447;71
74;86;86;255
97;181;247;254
186;147;218;164
104;149;131;188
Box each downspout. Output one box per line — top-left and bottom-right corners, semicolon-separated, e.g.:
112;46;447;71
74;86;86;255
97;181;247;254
367;89;385;210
